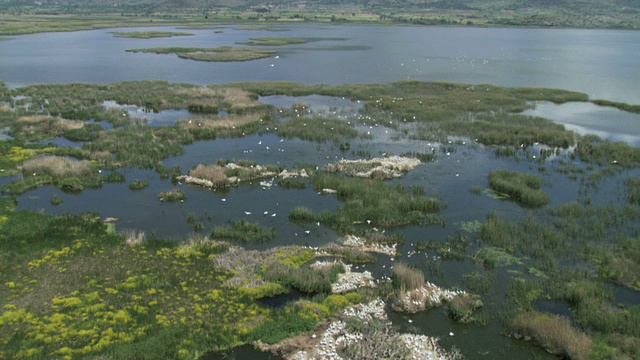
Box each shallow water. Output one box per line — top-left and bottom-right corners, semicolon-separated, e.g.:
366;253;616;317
3;25;640;359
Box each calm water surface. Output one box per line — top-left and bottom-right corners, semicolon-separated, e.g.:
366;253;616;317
1;25;639;103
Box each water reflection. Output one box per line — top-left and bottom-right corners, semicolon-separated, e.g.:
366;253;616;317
523;101;640;146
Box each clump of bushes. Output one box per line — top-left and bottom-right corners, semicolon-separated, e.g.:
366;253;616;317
128;179;148;190
263;262;344;294
488;169;548;207
210;220;275;245
447;294;484;324
157;188;186;202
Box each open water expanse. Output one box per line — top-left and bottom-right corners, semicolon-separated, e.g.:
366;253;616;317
2;24;640;359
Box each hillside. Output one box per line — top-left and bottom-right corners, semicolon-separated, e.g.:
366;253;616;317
0;0;638;30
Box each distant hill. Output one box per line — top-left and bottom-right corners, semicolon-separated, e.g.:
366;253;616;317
1;0;637;30
2;0;638;13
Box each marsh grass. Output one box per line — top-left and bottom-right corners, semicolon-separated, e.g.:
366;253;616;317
50;195;63;205
512;311;592;360
391;262;425;290
210;220;275;245
302;173;442;233
127;46;276;62
574;134;640;167
488;169;548;207
276;116;359;144
109;31;194;38
0;155;102;193
10;115;85;142
592;99;640;114
263;261;344;294
237;37;306;46
625;177;640;205
277;178;307;189
157;188;185;202
447;294;484;324
128;179;148;190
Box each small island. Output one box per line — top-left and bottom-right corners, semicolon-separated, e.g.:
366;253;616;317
109;31;194;39
126;46;277;62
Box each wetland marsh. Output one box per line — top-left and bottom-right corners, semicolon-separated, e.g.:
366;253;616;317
1;24;640;360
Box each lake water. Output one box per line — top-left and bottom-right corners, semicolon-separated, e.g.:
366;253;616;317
2;24;640;359
1;25;639;103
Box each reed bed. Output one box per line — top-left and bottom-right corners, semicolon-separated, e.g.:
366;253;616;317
391;262;425;291
488;169;548;207
512;311;592;360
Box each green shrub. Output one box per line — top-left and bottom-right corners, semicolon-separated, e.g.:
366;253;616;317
210;220;275;244
157;188;185;202
128;179;149;190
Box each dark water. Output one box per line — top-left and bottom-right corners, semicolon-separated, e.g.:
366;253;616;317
3;25;640;359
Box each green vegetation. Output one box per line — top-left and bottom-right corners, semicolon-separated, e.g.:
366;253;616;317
276;178;307;189
2;77;640;358
237;37;306;46
288;172;443;235
50;195;63;205
276;116;360;144
109;31;194;38
0;200;367;359
626;177;640;206
592;99;640;114
157;188;185;202
488;170;548;207
210;220;275;245
574;134;640;167
126;46;277;62
447;294;484;324
128;180;149;191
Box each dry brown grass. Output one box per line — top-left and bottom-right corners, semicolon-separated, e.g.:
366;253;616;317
391;262;425;291
512;311;592;360
17;115;84;130
176;86;261;109
123;229;146;246
22;155;93;178
176;114;261;130
188;164;228;185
